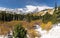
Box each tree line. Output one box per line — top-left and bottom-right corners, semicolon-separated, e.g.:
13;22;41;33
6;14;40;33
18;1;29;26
0;11;42;22
0;7;60;23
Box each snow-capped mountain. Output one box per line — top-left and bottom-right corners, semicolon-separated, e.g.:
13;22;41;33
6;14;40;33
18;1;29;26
0;5;53;14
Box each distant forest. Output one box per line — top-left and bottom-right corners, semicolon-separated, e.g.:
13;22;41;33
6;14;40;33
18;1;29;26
0;11;42;22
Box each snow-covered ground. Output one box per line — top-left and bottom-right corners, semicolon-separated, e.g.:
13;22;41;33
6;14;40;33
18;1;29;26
0;30;13;38
35;23;60;38
0;35;8;38
0;23;60;38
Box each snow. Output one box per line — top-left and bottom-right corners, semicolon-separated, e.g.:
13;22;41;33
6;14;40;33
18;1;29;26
35;24;60;38
0;35;8;38
41;25;60;38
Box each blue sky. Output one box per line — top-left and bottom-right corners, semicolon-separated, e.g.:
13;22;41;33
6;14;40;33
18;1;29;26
0;0;60;8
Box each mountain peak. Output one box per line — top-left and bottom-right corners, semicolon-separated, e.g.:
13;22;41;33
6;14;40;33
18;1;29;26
0;5;53;14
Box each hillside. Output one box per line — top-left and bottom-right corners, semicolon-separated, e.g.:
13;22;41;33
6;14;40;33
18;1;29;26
0;6;60;38
32;9;54;16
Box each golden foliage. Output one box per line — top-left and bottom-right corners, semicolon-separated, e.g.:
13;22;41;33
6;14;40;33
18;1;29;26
27;29;41;38
41;21;52;31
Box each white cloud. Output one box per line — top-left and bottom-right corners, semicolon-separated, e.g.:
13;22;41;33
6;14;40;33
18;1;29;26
25;5;37;12
0;7;7;11
17;5;53;13
16;5;37;13
37;6;53;11
0;5;53;14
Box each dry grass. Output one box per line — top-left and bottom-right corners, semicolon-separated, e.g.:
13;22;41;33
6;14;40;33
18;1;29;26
0;20;41;35
0;20;52;35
